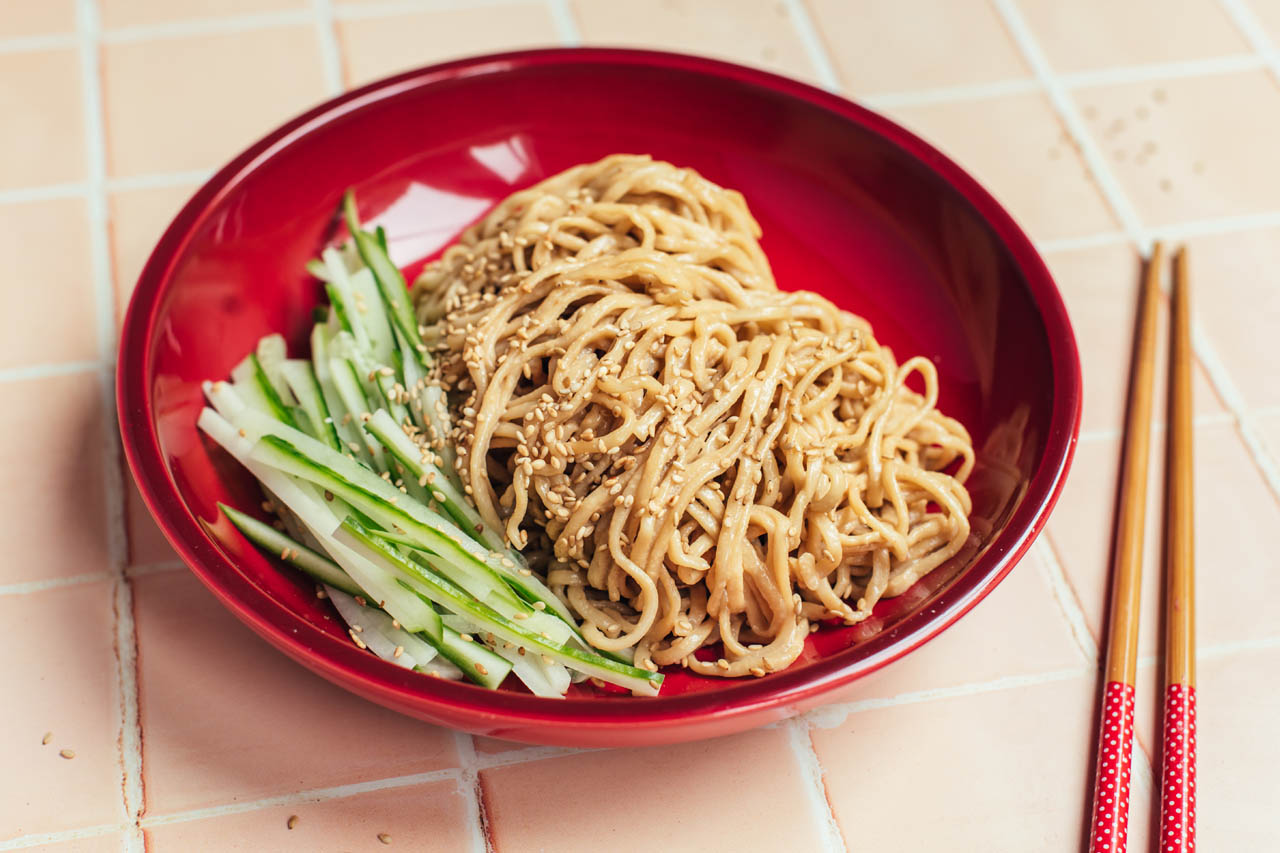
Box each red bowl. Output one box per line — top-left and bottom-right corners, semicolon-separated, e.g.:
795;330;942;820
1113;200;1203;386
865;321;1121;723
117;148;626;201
118;48;1080;747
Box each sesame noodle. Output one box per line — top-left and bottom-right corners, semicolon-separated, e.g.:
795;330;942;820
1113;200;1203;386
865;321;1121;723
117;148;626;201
412;155;974;679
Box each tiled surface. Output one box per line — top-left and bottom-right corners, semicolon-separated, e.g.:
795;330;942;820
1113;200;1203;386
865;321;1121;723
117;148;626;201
0;372;109;587
809;0;1029;94
338;4;560;89
482;728;828;852
1;0;77;37
1019;0;1249;71
571;0;822;85
101;26;327;177
0;49;86;190
4;1;1280;850
133;571;459;814
884;93;1119;241
0;198;98;370
1073;71;1280;226
0;582;125;841
143;779;472;851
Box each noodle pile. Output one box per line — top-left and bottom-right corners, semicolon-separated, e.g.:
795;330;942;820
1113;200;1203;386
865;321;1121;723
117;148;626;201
412;155;974;678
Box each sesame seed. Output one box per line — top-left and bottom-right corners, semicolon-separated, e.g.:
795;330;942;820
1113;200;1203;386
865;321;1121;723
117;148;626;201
474;663;488;675
378;833;392;845
393;645;404;658
287;815;299;830
59;749;75;759
41;731;52;745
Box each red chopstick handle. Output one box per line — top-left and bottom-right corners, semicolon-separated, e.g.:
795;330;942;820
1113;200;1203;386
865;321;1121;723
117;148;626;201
1089;680;1136;853
1159;683;1197;852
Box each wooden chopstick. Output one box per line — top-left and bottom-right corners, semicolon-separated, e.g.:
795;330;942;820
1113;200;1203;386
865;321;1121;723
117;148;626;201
1088;242;1163;853
1158;247;1196;851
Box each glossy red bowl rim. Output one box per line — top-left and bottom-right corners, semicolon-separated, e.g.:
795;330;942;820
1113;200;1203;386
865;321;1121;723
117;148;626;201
118;47;1081;735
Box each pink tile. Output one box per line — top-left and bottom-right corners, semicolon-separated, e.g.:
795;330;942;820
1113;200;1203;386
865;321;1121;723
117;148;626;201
124;470;179;567
1042;243;1223;435
145;778;472;851
482;728;826;852
338;4;559;90
0;198;98;370
1132;647;1280;850
0;372;110;587
0;49;85;190
1047;422;1280;659
1182;226;1280;410
1019;0;1248;71
101;0;307;29
885;94;1118;240
2;0;76;36
1075;71;1280;226
821;547;1087;707
102;27;327;177
809;0;1028;94
0;581;125;840
109;183;198;325
134;570;459;815
571;0;822;85
811;675;1152;850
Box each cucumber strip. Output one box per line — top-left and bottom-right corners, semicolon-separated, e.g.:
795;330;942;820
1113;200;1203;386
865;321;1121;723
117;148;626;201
339;519;662;695
254;334;294;403
326;586;417;669
305;258;329;281
492;642;565;698
198;405;440;635
349;267;395;366
363;409;494;547
323;248;373;353
419;383;461;489
217;502;360;596
311;325;369;458
342;191;429;371
424;621;511;689
281;360;342;451
330;331;410;428
231;352;300;430
328;356;387;470
324;282;355;335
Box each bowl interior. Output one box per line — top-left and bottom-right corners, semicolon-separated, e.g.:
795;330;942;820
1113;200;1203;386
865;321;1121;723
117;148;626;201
122;50;1075;740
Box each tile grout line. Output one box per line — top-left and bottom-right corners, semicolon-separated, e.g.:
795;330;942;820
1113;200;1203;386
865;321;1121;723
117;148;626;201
0;358;103;383
861;77;1041;108
76;2;145;850
1076;410;1237;445
0;182;89;205
785;718;848;852
140;767;463;828
99;10;316;43
0;824;126;852
781;0;842;92
453;733;493;853
473;743;588;770
312;0;345;97
546;0;581;46
1033;538;1100;663
0;32;80;54
0;570;115;597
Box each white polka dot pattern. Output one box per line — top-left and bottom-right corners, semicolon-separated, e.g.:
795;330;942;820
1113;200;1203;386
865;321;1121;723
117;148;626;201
1088;681;1135;853
1159;683;1197;852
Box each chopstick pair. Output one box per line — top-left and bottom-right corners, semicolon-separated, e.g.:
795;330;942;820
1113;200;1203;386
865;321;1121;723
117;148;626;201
1087;244;1196;853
